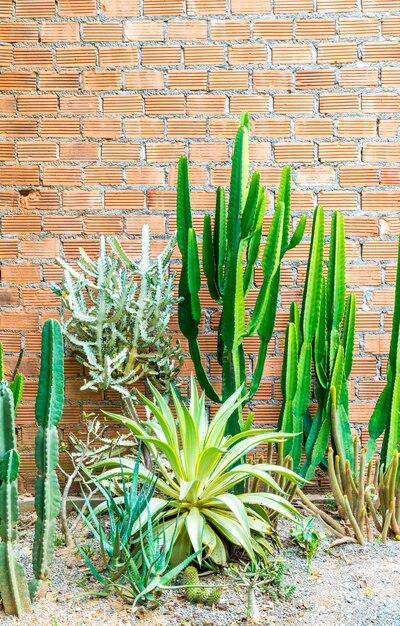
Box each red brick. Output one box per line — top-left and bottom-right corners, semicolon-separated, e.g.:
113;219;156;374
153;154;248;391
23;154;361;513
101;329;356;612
231;0;270;13
40;22;80;42
100;0;139;16
58;0;96;16
0;24;38;42
16;0;55;17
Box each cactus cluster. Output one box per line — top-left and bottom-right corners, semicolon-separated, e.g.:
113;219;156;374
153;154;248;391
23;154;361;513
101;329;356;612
0;319;64;616
52;226;183;400
182;567;221;605
280;208;356;480
300;387;400;544
307;236;400;544
177;112;306;436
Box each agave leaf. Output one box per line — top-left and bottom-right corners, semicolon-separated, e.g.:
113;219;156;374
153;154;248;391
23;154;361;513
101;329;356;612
202;509;254;560
238;492;298;522
184;507;205;564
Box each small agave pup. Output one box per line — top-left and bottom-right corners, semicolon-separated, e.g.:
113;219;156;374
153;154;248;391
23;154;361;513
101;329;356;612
176;112;306;437
0;319;64;617
96;377;300;567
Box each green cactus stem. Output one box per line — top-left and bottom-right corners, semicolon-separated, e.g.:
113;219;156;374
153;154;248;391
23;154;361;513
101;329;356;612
30;319;64;600
177;112;306;437
0;387;32;616
368;237;400;467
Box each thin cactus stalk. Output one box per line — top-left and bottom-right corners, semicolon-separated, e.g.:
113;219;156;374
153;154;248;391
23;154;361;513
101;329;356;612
280;208;356;480
30;319;64;600
367;237;400;468
176;112;306;436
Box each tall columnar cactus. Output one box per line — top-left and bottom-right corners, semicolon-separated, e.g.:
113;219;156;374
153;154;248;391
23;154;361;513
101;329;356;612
0;386;31;617
177;112;306;436
30;319;64;599
367;237;400;467
280;209;356;479
0;319;64;616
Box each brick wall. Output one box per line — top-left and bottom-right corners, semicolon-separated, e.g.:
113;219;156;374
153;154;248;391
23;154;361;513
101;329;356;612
1;0;400;491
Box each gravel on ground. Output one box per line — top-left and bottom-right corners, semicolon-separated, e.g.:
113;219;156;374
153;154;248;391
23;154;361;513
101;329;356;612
2;514;400;626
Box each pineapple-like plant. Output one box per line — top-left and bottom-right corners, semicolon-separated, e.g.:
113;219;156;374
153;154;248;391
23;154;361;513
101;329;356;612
52;226;183;401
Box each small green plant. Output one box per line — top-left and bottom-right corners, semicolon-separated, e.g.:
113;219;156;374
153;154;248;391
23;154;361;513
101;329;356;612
182;567;221;606
177;112;306;437
0;320;64;616
227;558;295;624
290;517;321;574
79;506;197;606
78;542;96;559
264;560;296;602
96;377;300;566
76;448;157;579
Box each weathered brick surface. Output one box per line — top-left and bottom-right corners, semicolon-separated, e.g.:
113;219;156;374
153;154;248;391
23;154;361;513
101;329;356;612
1;0;400;490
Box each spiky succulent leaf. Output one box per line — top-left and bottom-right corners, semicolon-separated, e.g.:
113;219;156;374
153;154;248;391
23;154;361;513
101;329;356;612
96;380;300;565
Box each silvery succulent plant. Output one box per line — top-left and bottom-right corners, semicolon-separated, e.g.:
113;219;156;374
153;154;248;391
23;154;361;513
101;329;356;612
52;226;183;400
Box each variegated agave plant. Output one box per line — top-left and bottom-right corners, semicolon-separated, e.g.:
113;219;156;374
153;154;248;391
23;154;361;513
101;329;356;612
95;378;301;566
51;226;183;399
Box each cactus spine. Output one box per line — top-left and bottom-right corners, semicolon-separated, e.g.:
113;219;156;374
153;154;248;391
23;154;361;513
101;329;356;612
177;112;306;436
280;208;356;479
367;237;400;467
0;319;64;616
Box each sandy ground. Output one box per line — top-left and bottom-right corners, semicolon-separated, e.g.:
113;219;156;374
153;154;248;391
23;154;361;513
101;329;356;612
2;515;400;626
